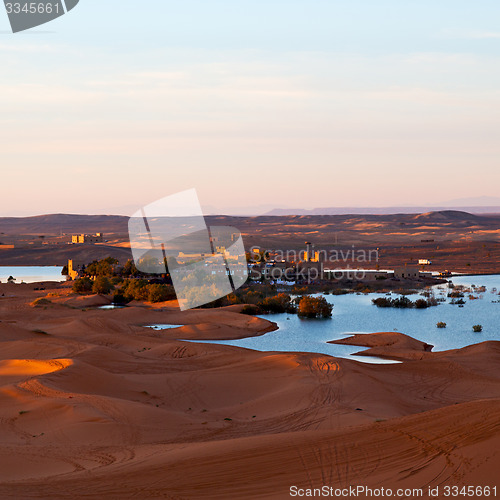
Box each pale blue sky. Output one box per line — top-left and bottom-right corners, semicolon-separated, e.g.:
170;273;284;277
1;1;499;215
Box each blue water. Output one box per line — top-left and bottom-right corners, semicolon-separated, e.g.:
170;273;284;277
173;275;500;363
0;266;65;283
148;324;184;330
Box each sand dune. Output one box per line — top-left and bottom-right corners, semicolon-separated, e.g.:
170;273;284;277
330;331;435;360
11;399;496;499
0;283;499;498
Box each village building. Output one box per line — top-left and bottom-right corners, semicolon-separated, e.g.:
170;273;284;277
304;242;320;263
71;233;104;244
67;259;84;280
394;266;420;279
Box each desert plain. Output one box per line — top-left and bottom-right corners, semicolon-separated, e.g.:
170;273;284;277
2;211;500;274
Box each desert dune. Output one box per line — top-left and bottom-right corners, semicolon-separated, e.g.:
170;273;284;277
0;282;499;498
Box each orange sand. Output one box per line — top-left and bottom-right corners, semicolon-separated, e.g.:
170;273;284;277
0;282;499;498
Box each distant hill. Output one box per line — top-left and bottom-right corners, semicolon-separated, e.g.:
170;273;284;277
0;210;498;237
0;214;129;235
265;206;500;216
411;211;484;222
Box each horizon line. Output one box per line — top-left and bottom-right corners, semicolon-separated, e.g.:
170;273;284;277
3;205;500;219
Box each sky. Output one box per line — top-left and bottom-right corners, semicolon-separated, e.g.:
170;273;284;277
0;0;499;216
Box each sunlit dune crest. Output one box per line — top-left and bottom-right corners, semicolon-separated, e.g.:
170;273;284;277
0;359;73;377
260;354;301;368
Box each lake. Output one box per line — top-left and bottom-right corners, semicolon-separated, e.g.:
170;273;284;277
148;324;185;330
175;274;500;363
0;266;65;283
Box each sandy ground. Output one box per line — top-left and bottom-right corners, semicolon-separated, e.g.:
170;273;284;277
0;282;499;499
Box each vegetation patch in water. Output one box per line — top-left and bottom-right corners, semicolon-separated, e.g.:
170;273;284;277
372;296;438;309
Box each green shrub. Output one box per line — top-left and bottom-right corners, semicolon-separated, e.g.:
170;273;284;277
118;280;176;303
391;296;413;308
239;290;264;305
32;298;52;307
112;293;128;305
92;276;114;295
258;293;294;313
371;297;391;307
436;322;447;328
147;284;176;303
373;296;438;309
121;259;138;277
473;324;483;332
85;257;118;277
241;304;261;315
225;293;242;305
297;296;333;318
121;279;149;301
72;277;93;294
414;299;429;309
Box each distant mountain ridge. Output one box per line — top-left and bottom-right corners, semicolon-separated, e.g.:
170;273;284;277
0;210;498;237
265;206;500;216
1;210;499;267
0;214;129;235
